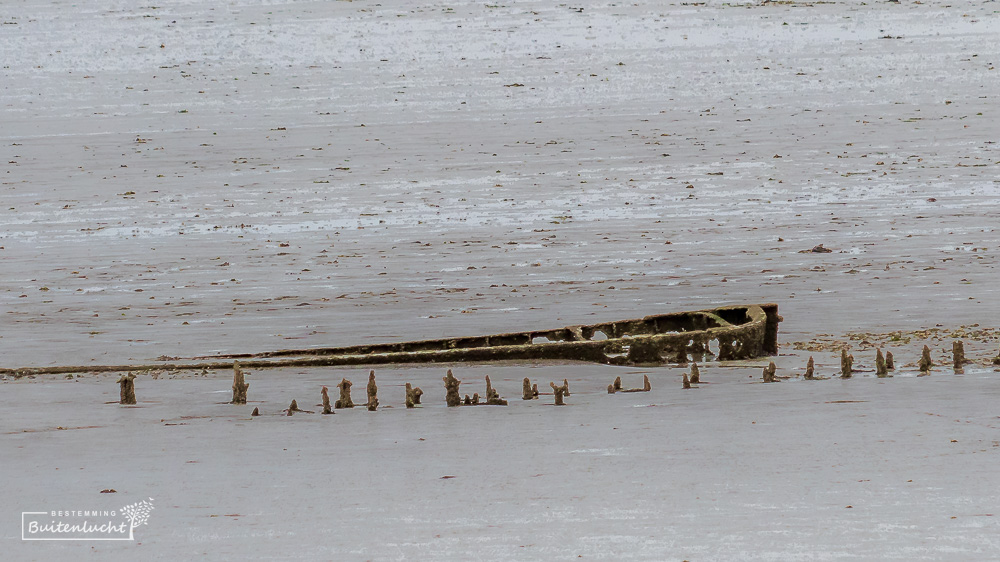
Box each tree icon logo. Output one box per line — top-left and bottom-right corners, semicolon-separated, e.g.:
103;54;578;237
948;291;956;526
120;498;154;540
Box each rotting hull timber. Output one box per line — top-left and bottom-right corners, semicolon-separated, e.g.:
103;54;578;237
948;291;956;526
0;304;780;376
214;303;781;366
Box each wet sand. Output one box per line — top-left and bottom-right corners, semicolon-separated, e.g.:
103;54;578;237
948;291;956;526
2;0;998;368
7;358;1000;560
3;0;1000;559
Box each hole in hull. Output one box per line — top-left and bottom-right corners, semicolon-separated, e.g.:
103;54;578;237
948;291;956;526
606;345;629;359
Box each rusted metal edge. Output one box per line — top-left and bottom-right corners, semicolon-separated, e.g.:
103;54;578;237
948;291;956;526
1;304;780;376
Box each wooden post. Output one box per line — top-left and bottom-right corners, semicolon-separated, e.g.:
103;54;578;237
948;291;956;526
335;378;354;408
443;369;462;407
117;372;137;404
840;349;853;379
919;345;933;373
550;381;569;405
231;361;249;404
953;341;967;370
522;378;534;400
366;370;378;411
322;386;333;414
876;349;889;378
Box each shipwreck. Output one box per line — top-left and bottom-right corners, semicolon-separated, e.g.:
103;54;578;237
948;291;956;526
1;304;780;375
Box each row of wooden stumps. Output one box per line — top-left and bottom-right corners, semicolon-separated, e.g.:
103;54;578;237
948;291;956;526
116;362;655;407
234;365;579;412
762;341;979;383
608;374;652;394
450;369;573;405
271;369;391;416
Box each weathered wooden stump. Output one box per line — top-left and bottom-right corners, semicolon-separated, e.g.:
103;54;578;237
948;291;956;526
405;383;415;408
335;378;354;409
321;386;334;414
444;369;462;407
231;361;249;404
919;345;933;373
550;381;569;405
769;361;780;381
483;376;507;405
405;383;422;408
953;341;968;370
840;349;854;379
762;361;778;383
366;370;378;411
117;372;137;404
876;349;890;378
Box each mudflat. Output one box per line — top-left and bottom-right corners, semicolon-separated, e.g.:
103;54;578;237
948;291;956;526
2;0;999;559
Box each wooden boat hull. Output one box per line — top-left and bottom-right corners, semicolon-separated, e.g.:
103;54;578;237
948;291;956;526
1;304;780;375
204;303;781;367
